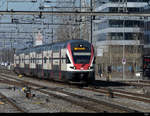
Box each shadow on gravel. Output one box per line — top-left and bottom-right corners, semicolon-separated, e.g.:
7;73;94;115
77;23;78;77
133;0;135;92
91;80;130;87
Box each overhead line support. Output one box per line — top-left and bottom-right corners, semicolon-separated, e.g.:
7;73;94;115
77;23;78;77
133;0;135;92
0;11;149;17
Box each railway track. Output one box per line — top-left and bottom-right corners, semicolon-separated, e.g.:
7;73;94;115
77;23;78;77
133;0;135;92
1;70;150;111
122;81;150;87
1;72;150;102
0;91;26;113
85;86;150;103
2;69;150;87
125;80;150;84
0;73;138;113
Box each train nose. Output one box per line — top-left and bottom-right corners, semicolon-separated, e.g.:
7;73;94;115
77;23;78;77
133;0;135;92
74;64;90;70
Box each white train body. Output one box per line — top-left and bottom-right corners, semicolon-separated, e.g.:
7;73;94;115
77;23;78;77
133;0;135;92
14;40;95;83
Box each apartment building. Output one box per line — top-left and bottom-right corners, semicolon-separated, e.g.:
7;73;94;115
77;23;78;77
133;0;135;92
93;0;148;77
143;7;150;56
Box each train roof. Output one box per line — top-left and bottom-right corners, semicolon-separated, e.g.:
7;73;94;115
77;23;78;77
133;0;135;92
15;39;90;54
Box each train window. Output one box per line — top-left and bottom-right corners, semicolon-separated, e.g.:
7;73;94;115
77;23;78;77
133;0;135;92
93;57;96;64
49;58;51;63
73;56;91;64
34;58;36;63
36;58;38;63
61;57;63;63
66;55;71;64
33;58;35;63
53;45;60;52
44;57;47;63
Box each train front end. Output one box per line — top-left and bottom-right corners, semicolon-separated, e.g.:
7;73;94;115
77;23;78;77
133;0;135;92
66;40;95;83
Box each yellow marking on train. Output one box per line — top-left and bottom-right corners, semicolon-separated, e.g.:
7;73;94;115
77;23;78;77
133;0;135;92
74;47;85;50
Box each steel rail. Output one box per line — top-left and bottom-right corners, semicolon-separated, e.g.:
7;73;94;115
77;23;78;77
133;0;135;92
115;80;150;87
0;92;26;113
86;87;150;104
1;72;150;104
124;82;150;87
0;75;106;112
35;87;136;113
112;80;150;87
0;73;137;113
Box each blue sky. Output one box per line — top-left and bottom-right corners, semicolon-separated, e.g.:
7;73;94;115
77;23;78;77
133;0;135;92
0;0;86;11
0;0;90;49
0;0;41;11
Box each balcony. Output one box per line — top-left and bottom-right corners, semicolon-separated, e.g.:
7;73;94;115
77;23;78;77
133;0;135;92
94;27;142;35
96;40;140;46
95;2;147;11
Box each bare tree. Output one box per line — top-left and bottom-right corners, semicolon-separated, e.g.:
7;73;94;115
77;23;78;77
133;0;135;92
54;0;89;42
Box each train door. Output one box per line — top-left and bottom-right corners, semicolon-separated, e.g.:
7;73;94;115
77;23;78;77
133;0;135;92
52;46;61;80
61;49;67;80
47;50;52;79
20;53;24;74
14;54;19;73
36;51;43;78
24;53;29;75
43;50;49;79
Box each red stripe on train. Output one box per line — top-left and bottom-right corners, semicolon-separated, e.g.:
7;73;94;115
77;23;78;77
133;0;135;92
67;43;75;65
89;44;94;66
74;64;90;70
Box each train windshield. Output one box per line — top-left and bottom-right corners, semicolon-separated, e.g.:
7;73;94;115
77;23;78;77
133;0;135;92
71;42;92;64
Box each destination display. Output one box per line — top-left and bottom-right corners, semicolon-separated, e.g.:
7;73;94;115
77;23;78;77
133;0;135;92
74;47;86;50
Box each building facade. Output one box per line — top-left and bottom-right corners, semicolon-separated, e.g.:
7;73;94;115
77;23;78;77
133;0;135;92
93;0;148;77
143;8;150;56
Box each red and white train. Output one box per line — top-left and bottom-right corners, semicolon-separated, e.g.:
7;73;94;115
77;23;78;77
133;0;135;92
14;40;95;83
